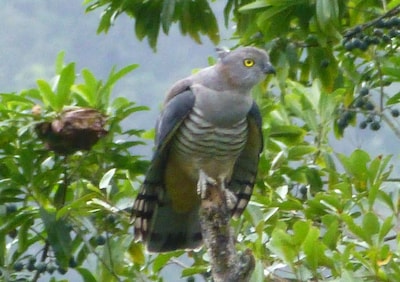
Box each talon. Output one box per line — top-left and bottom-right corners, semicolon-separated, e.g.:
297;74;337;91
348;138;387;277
224;189;237;211
197;170;217;199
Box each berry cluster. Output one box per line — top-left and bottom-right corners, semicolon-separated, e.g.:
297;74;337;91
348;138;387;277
9;233;108;278
5;208;114;279
11;256;74;276
337;86;400;131
342;17;400;51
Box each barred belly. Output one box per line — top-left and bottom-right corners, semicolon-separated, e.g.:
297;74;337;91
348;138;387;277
170;107;248;180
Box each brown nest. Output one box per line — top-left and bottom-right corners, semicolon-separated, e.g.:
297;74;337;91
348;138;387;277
35;107;108;155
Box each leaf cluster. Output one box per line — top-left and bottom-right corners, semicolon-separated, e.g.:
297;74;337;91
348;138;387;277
84;0;219;50
0;53;149;281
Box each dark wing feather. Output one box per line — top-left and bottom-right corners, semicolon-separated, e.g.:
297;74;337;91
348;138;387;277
132;90;195;244
229;101;263;218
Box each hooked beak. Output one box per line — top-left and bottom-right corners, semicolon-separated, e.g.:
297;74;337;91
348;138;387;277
263;64;276;75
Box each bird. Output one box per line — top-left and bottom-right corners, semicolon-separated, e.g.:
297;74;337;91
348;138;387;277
132;46;275;252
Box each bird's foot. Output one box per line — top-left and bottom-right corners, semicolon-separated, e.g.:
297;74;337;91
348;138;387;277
197;170;217;199
197;172;237;211
224;188;237;211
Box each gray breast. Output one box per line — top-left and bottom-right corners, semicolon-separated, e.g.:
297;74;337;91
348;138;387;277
171;107;248;160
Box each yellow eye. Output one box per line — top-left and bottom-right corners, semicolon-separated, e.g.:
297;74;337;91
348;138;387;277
243;59;255;67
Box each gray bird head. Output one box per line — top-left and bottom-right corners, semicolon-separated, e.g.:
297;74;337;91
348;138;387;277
216;46;275;91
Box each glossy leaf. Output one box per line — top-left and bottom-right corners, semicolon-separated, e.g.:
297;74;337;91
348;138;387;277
37;79;56;109
55;62;75;110
76;267;97;282
40;207;72;268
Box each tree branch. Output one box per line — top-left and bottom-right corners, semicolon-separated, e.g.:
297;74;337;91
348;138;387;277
199;180;255;282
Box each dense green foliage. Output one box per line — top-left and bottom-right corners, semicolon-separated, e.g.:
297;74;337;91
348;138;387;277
2;0;400;281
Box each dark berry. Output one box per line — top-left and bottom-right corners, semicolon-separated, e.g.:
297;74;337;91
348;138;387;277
8;229;17;239
6;204;17;214
95;235;106;246
69;257;78;268
391;109;399;117
35;262;47;273
366;115;375;123
359;41;369;51
338;117;349;129
373;28;384;37
47;264;57;274
375;19;386;28
57;267;67;275
366;36;380;45
27;263;36;271
387;18;400;28
370;121;381;131
320;59;329;68
106;214;116;224
299;185;308;195
365;102;375;111
354;98;365;108
343;111;354;121
359;121;368;129
391;17;400;27
359;87;369;96
344;41;354;51
389;29;399;38
13;262;24;271
352;38;363;49
382;34;391;43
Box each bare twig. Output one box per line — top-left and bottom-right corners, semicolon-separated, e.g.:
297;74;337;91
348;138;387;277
199;180;255;282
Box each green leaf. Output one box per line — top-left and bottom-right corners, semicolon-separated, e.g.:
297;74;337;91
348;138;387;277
97;7;114;33
71;68;99;107
18;217;34;253
292;220;310;245
381;66;400;80
0;209;36;234
267;228;297;267
250;260;264;282
341;214;371;245
100;64;139;108
161;0;176;33
269;125;306;144
321;215;339;249
153;251;183;272
40;207;72;268
379;215;394;243
181;265;209;277
55;51;66;74
302;226;321;271
127;241;145;265
0;93;35;105
337;149;370;180
99;168;116;193
76;267;97;282
386;92;400;106
362;212;380;237
37;79;56;109
0;231;4;266
316;0;341;40
239;1;271;12
287;145;316;160
55;62;75;110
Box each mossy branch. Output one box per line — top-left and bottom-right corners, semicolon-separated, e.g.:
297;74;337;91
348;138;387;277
199;180;255;282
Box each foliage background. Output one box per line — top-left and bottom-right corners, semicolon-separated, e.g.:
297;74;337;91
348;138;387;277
2;0;400;281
